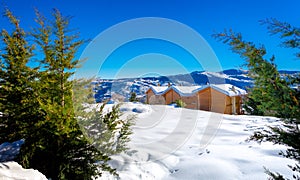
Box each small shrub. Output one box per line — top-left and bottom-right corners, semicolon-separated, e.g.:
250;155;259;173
129;92;138;102
175;99;186;108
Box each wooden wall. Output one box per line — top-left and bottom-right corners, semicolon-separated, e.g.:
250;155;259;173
164;89;180;105
198;88;211;111
210;88;228;114
197;87;242;114
234;96;242;114
146;89;154;104
147;89;166;104
181;95;198;109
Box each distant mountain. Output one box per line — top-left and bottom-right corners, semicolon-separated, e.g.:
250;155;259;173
92;69;299;103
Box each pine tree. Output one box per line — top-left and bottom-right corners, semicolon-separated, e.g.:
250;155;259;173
0;9;39;145
1;8;134;179
19;9;104;179
214;19;300;179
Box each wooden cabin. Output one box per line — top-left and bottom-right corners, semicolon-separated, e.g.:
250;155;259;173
146;84;246;114
197;85;244;114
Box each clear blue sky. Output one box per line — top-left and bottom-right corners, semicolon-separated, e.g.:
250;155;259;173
1;0;300;78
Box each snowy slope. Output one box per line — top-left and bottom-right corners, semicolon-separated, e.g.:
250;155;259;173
100;103;298;180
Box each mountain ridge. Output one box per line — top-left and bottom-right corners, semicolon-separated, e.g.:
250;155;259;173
93;69;299;103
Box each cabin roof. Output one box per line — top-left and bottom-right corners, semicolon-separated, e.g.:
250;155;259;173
210;84;247;97
172;86;203;96
147;84;247;97
148;86;169;95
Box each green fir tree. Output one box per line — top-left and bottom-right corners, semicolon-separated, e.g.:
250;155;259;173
0;8;40;146
0;8;134;179
214;19;300;179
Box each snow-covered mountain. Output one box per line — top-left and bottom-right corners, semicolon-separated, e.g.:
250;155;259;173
92;69;299;103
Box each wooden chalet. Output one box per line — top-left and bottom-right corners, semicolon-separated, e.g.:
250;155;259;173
146;84;247;114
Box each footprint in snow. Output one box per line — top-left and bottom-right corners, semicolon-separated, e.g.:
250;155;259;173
169;169;179;174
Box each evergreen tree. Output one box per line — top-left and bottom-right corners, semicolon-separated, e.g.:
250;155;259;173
6;9;98;179
72;78;95;114
0;8;134;179
129;92;137;102
0;9;39;145
79;103;134;157
23;9;116;179
214;19;300;179
73;79;135;176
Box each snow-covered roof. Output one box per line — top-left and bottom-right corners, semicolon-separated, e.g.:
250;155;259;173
173;86;201;96
210;84;247;97
148;84;247;97
148;86;170;95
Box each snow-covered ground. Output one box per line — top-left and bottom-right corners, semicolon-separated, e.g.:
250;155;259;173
100;102;298;179
0;140;47;180
0;102;297;179
0;162;47;180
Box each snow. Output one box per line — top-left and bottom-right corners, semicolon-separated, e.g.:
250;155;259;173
202;71;230;79
1;102;297;179
210;84;247;96
172;86;202;96
0;162;47;180
0;141;46;179
201;71;252;83
149;85;204;96
148;86;169;95
149;84;247;97
99;103;298;179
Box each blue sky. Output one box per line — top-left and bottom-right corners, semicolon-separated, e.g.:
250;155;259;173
1;0;300;78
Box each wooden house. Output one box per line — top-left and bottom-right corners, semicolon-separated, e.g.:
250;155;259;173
146;84;247;114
